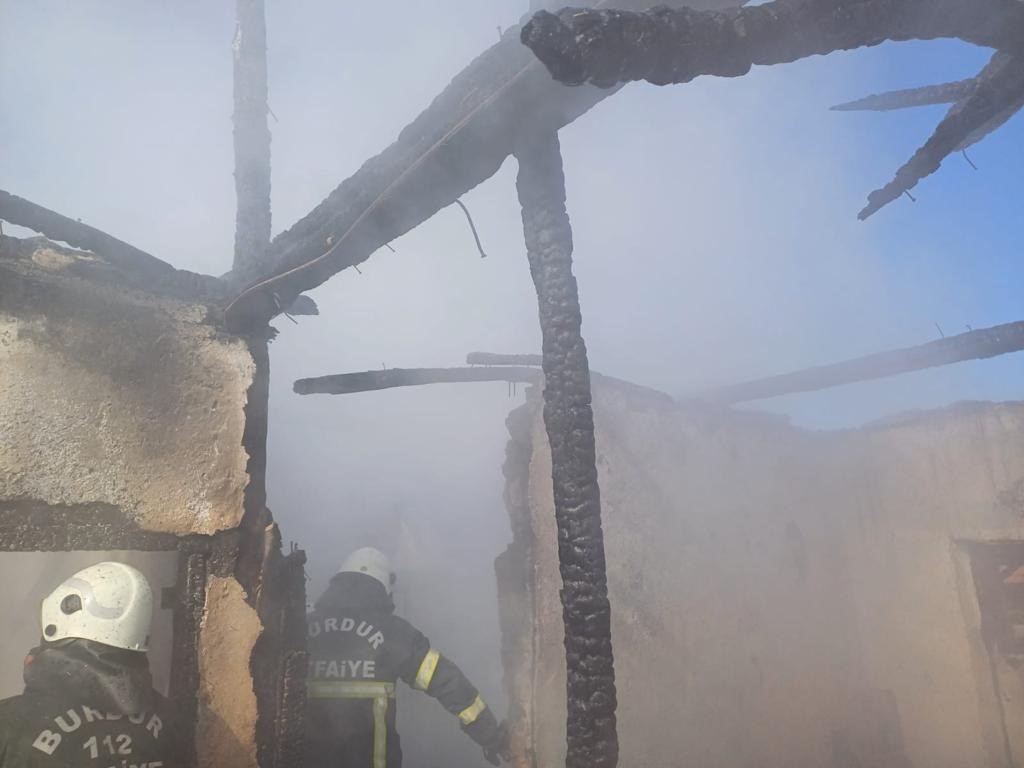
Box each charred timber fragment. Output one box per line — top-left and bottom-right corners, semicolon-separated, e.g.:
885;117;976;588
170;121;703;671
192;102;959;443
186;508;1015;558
520;0;1024;89
293;366;541;395
702;320;1024;404
516;133;618;768
0;190;173;278
832;79;977;112
860;54;1024;218
232;0;273;275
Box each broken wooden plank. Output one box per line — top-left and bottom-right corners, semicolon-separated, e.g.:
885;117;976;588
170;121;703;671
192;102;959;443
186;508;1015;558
701;320;1024;404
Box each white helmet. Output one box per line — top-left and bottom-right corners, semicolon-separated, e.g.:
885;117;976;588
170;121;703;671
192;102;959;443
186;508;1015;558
338;547;395;595
40;562;153;652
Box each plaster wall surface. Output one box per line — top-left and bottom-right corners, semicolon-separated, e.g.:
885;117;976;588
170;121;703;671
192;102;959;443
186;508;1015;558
0;240;254;536
197;575;262;768
0;237;277;768
504;387;1024;768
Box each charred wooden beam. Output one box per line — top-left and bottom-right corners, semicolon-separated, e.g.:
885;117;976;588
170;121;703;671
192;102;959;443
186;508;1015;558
232;0;273;274
860;54;1024;218
517;132;618;768
701;320;1024;404
831;54;1023;159
467;351;543;366
943;53;1024;153
520;0;1024;89
521;0;1024;219
222;0;740;331
293;366;540;395
0;190;171;277
832;79;977;112
295;362;674;407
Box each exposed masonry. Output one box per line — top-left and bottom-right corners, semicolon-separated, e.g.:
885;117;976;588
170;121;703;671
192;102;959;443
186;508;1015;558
0;236;306;768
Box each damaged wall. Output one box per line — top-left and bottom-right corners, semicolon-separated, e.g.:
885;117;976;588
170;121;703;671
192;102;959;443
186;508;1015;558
0;237;254;536
0;236;304;768
500;383;1024;768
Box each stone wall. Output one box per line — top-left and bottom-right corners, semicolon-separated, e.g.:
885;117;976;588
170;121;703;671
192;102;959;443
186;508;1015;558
0;236;305;768
500;384;1024;768
0;238;254;536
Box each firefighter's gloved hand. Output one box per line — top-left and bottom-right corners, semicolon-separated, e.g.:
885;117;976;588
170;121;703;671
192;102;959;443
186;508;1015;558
482;720;511;766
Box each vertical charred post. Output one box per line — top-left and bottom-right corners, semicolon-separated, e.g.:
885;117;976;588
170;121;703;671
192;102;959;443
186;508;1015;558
515;133;618;768
232;0;272;277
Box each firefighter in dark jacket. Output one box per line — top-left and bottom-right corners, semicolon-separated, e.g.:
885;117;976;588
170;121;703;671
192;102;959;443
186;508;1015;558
0;562;180;768
306;547;511;768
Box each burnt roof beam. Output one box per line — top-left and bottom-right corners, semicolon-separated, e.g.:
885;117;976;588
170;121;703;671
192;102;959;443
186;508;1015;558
293;366;540;395
520;0;1024;89
520;0;1024;219
859;53;1024;218
698;320;1024;404
831;79;978;112
221;0;741;331
1;189;171;277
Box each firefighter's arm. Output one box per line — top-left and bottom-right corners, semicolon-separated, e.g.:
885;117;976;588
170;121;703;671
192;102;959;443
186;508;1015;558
395;621;511;764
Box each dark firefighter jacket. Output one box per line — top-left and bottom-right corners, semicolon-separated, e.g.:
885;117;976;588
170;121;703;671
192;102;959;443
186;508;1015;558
0;642;180;768
306;572;502;768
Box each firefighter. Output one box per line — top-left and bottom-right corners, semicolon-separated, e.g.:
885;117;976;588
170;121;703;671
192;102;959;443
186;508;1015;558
306;547;511;768
0;562;180;767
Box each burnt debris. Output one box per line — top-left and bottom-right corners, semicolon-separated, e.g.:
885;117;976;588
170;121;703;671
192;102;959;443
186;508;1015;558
516;132;619;768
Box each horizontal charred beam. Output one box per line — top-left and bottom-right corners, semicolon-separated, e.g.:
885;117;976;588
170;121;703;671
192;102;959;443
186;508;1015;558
294;366;541;395
466;351;543;366
832;79;977;112
0;191;223;299
520;0;1024;89
702;320;1024;404
295;364;675;405
222;0;739;331
1;190;167;277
